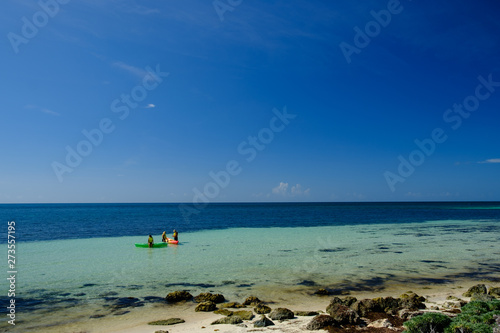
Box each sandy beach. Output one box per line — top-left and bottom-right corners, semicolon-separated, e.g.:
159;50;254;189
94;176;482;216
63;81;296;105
38;280;498;333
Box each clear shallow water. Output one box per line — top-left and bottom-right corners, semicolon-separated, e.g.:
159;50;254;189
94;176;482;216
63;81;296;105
0;202;499;331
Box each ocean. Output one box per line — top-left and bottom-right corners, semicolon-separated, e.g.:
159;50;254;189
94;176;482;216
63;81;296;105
1;202;499;331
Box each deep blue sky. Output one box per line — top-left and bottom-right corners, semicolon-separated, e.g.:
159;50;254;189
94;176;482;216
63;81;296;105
1;0;499;203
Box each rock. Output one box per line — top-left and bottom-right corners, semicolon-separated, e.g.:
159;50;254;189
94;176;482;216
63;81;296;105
233;310;254;320
350;299;376;316
219;302;245;308
253;315;274;327
194;292;225;304
373;296;400;314
471;293;496;302
295;310;319;316
314;288;330;296
154;330;169;333
242;296;261;306
326;302;359;325
329;296;358;307
195;301;216;312
269;307;295;321
489;287;500;298
214;309;233;316
306;314;336;330
211;316;243;325
165;291;193;303
398;293;426;311
254;303;271;314
148;318;185;325
368;318;394;328
399;309;424;320
463;284;487;297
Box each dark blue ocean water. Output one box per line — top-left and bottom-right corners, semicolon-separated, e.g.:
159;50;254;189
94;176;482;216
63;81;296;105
1;202;500;243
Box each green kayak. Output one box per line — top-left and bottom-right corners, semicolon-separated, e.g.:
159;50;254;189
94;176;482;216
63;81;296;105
135;243;169;248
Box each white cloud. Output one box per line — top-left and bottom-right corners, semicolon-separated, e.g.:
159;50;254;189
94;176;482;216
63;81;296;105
478;158;500;164
271;182;310;197
144;104;156;109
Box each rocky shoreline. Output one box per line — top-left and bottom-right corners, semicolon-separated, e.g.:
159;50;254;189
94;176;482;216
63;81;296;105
145;284;500;333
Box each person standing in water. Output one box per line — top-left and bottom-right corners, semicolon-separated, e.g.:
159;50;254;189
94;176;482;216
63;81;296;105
148;235;154;247
172;229;178;241
161;231;167;242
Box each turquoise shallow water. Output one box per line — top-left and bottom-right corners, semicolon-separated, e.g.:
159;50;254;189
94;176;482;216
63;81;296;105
2;218;499;331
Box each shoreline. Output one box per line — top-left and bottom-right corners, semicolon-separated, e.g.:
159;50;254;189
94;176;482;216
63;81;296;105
19;278;499;333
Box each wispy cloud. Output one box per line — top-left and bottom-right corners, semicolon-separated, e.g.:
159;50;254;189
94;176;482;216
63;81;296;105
144;104;156;109
271;182;310;197
25;104;60;116
478;158;500;164
112;61;149;78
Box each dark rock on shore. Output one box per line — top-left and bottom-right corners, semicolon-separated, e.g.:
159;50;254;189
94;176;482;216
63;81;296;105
254;303;271;314
489;287;500;298
471;293;497;302
295;310;319;316
214;309;233;316
269;307;294;321
195;301;216;312
211;316;243;325
306;314;336;330
148;318;185;325
326;303;359;325
242;296;261;306
165;291;193;303
463;284;487;297
219;301;246;308
194;292;225;303
254;314;274;327
233;310;254;320
314;288;331;296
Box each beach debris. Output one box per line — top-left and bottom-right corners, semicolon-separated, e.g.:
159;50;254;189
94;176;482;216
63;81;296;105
305;314;335;330
165;291;193;303
326;302;359;325
463;284;487;297
195;301;217;312
148;318;185;325
211;316;243;325
294;310;319;316
194;292;225;303
154;330;169;333
242;296;261;306
253;314;274;327
269;307;294;321
254;303;271;314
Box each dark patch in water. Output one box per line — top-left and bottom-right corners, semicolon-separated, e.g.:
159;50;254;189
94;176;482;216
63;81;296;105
127;285;143;290
60;293;71;297
393;251;403;254
421;260;448;264
237;283;254;288
279;249;292;252
165;282;216;288
319;247;347;253
378;246;390;250
222;280;236;285
297;280;317;286
144;296;166;303
113;310;130;316
74;293;86;297
100;291;119;297
81;283;97;288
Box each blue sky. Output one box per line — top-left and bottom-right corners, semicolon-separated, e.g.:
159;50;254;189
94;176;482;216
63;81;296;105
1;0;499;203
